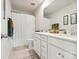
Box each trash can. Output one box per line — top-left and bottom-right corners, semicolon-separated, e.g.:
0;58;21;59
26;39;33;49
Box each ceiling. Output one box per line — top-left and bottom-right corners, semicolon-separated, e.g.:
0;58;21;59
11;0;45;13
44;0;77;16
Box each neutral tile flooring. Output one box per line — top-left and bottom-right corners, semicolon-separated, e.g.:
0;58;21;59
9;45;40;59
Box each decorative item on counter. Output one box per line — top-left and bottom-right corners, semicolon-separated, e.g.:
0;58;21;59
59;29;67;34
49;23;59;33
35;30;40;32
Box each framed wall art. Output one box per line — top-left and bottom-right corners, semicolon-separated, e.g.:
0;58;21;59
70;13;77;24
63;15;68;25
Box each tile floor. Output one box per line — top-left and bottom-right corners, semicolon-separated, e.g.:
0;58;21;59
9;45;40;59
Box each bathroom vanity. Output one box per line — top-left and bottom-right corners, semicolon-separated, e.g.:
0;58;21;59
33;32;77;59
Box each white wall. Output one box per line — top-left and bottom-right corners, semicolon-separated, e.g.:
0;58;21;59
49;2;77;35
12;9;34;15
34;0;54;31
34;6;44;31
34;7;51;31
43;18;51;31
12;13;35;47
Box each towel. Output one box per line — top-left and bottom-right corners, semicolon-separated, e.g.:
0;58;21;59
8;18;14;37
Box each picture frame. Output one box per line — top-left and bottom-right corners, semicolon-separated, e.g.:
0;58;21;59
70;13;77;24
63;15;68;25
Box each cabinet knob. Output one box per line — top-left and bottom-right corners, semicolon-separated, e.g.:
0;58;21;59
62;55;64;58
42;56;45;59
58;53;61;55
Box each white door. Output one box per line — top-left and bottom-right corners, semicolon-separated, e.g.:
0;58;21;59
1;0;12;59
1;7;11;59
48;44;61;59
1;19;10;59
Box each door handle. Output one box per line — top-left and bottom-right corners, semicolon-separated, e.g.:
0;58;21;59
1;34;8;39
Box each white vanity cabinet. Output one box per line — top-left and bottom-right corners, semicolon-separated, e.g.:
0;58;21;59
33;32;77;59
41;35;48;59
48;37;77;55
48;37;76;59
62;50;77;59
33;38;37;52
48;44;62;59
33;33;48;59
48;43;76;59
33;34;41;56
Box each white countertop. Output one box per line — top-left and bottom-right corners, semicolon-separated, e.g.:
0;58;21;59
35;32;77;43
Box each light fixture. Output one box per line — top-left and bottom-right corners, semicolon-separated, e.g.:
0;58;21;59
31;2;35;6
42;0;55;8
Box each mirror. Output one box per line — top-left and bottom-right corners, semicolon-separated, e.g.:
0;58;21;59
44;0;77;35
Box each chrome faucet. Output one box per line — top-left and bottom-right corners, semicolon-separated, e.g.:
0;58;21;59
71;29;77;36
60;29;67;34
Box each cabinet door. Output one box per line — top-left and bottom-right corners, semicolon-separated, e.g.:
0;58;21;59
36;39;41;56
33;34;41;57
34;37;40;56
62;51;76;59
33;38;37;52
41;41;47;59
48;37;77;55
41;46;47;59
48;44;61;59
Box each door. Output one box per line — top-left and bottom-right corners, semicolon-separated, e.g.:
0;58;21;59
1;18;10;59
1;7;11;59
48;44;62;59
1;0;12;59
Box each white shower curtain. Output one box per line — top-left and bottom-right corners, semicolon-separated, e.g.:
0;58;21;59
12;13;35;47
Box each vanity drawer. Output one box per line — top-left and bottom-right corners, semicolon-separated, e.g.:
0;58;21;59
48;37;77;55
41;35;48;41
34;34;40;38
